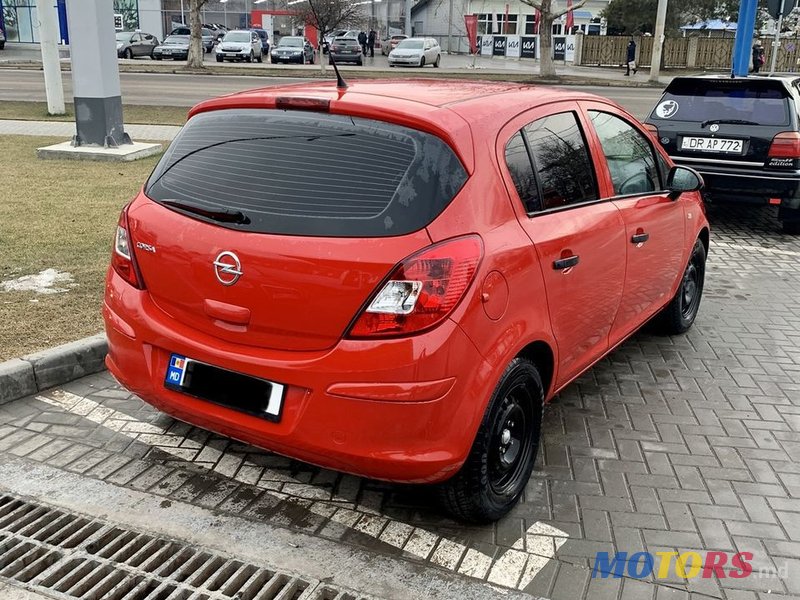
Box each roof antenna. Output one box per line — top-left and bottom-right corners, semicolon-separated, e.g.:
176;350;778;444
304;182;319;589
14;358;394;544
324;40;348;90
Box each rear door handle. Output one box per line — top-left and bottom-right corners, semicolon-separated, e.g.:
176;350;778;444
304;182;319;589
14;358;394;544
631;232;650;244
553;255;579;270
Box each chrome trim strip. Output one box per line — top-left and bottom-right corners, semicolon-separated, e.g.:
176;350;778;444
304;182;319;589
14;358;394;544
674;156;764;167
692;171;800;181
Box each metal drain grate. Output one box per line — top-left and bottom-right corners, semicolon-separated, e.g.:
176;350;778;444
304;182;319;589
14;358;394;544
0;494;372;600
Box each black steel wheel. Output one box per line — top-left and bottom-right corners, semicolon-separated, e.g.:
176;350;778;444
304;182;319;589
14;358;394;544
655;238;706;335
124;48;133;59
439;358;544;523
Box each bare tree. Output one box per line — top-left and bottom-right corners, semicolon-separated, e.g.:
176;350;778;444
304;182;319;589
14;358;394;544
187;0;209;69
519;0;587;77
295;0;363;71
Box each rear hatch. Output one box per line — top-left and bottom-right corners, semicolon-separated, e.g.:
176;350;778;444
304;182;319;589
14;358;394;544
127;107;467;352
646;77;796;170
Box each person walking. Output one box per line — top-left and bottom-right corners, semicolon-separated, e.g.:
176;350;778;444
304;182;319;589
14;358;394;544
752;40;765;73
625;38;637;76
367;29;376;57
358;31;367;55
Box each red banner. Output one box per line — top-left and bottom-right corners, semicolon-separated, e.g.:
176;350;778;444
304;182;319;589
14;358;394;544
464;15;478;54
565;0;574;32
534;9;540;34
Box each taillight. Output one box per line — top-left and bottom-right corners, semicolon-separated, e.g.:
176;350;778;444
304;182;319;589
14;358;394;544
347;235;483;338
111;206;144;289
768;132;800;158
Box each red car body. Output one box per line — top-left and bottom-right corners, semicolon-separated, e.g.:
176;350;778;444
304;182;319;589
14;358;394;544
104;81;708;509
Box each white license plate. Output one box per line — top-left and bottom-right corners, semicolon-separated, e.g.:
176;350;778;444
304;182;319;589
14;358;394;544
681;136;743;154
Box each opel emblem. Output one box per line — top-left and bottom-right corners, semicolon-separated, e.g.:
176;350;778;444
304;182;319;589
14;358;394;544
213;251;243;286
709;124;719;133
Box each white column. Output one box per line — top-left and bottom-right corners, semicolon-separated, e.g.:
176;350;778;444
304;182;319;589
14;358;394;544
36;0;66;115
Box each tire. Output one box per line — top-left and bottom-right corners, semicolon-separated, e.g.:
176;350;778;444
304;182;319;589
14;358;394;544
247;51;253;63
438;358;544;523
150;49;155;59
216;55;223;63
154;55;162;61
256;52;263;63
357;58;363;66
124;48;133;60
419;56;425;67
434;54;440;67
654;238;706;335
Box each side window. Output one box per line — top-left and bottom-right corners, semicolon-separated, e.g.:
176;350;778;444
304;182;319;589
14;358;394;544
524;112;597;210
504;131;540;213
588;110;660;196
131;33;141;42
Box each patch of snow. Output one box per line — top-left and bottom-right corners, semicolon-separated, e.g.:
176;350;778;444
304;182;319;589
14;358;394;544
1;269;75;294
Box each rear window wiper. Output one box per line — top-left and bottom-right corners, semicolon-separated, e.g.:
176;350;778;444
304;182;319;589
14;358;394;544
161;199;251;225
701;119;760;128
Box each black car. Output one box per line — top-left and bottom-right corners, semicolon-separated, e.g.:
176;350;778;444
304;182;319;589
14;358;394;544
645;75;800;233
270;36;314;64
330;38;362;65
251;28;270;55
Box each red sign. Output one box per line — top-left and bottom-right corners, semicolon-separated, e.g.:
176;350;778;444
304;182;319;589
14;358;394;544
464;15;478;54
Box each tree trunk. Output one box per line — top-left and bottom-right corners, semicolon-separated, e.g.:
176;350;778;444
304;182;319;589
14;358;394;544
538;0;557;77
187;0;205;69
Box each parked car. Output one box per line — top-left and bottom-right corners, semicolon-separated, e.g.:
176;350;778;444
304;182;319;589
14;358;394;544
204;23;227;41
323;29;358;52
0;28;5;51
152;35;190;61
216;30;263;63
329;38;362;65
645;74;800;233
388;37;441;67
270;36;314;64
116;31;159;59
381;34;407;55
251;28;270;56
104;80;709;523
169;26;215;53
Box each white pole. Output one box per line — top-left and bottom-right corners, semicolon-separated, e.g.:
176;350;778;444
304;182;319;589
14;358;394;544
181;0;185;24
769;0;786;75
649;0;668;83
36;0;66;115
405;0;411;35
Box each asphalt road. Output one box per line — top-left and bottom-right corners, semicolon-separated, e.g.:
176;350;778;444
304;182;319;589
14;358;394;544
0;69;663;119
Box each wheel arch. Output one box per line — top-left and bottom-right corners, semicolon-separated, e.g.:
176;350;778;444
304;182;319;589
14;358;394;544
698;227;709;254
516;340;555;400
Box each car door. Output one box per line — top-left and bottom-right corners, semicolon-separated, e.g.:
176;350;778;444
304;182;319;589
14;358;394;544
581;103;686;344
498;104;627;388
143;34;157;53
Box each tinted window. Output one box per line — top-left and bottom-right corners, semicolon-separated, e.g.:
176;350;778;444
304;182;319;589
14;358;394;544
279;37;303;47
504;132;540;212
653;79;791;126
225;32;251;42
589;111;659;196
146;109;467;237
524;112;597;210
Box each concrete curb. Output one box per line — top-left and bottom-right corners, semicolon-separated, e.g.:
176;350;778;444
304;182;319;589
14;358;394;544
0;60;669;87
0;334;107;406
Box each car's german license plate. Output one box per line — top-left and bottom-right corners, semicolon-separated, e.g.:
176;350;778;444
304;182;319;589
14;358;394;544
164;354;285;422
681;136;743;153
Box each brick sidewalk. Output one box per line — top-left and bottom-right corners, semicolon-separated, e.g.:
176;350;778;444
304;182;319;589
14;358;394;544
1;205;799;599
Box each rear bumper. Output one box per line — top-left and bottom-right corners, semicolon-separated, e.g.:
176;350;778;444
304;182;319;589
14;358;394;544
673;157;800;211
102;268;494;483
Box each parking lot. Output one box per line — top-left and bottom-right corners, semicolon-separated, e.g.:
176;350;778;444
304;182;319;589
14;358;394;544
1;202;798;599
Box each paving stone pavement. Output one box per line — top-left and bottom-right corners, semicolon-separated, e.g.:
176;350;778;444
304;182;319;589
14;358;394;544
1;204;799;599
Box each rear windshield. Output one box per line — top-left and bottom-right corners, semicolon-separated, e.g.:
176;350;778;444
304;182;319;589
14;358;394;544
224;32;250;42
651;79;792;126
145;109;467;237
398;40;423;49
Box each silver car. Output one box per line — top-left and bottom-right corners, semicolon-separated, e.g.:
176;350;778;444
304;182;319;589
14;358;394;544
216;30;263;63
388;37;441;67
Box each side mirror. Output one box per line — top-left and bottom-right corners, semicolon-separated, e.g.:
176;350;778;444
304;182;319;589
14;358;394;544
666;165;703;200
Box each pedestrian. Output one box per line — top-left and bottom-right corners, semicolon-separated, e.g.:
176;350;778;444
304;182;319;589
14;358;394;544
752;40;765;73
625;38;637;76
358;31;367;55
367;29;376;57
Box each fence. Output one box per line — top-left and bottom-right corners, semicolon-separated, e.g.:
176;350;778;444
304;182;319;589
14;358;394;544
577;34;800;72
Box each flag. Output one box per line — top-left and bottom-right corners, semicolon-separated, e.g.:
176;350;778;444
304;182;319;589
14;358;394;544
534;9;540;34
565;0;574;32
504;4;510;33
464;15;478;54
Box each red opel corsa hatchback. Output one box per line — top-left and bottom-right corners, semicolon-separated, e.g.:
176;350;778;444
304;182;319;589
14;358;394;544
104;80;709;522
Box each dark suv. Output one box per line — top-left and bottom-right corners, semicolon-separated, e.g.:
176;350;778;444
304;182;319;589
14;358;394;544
645;75;800;233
